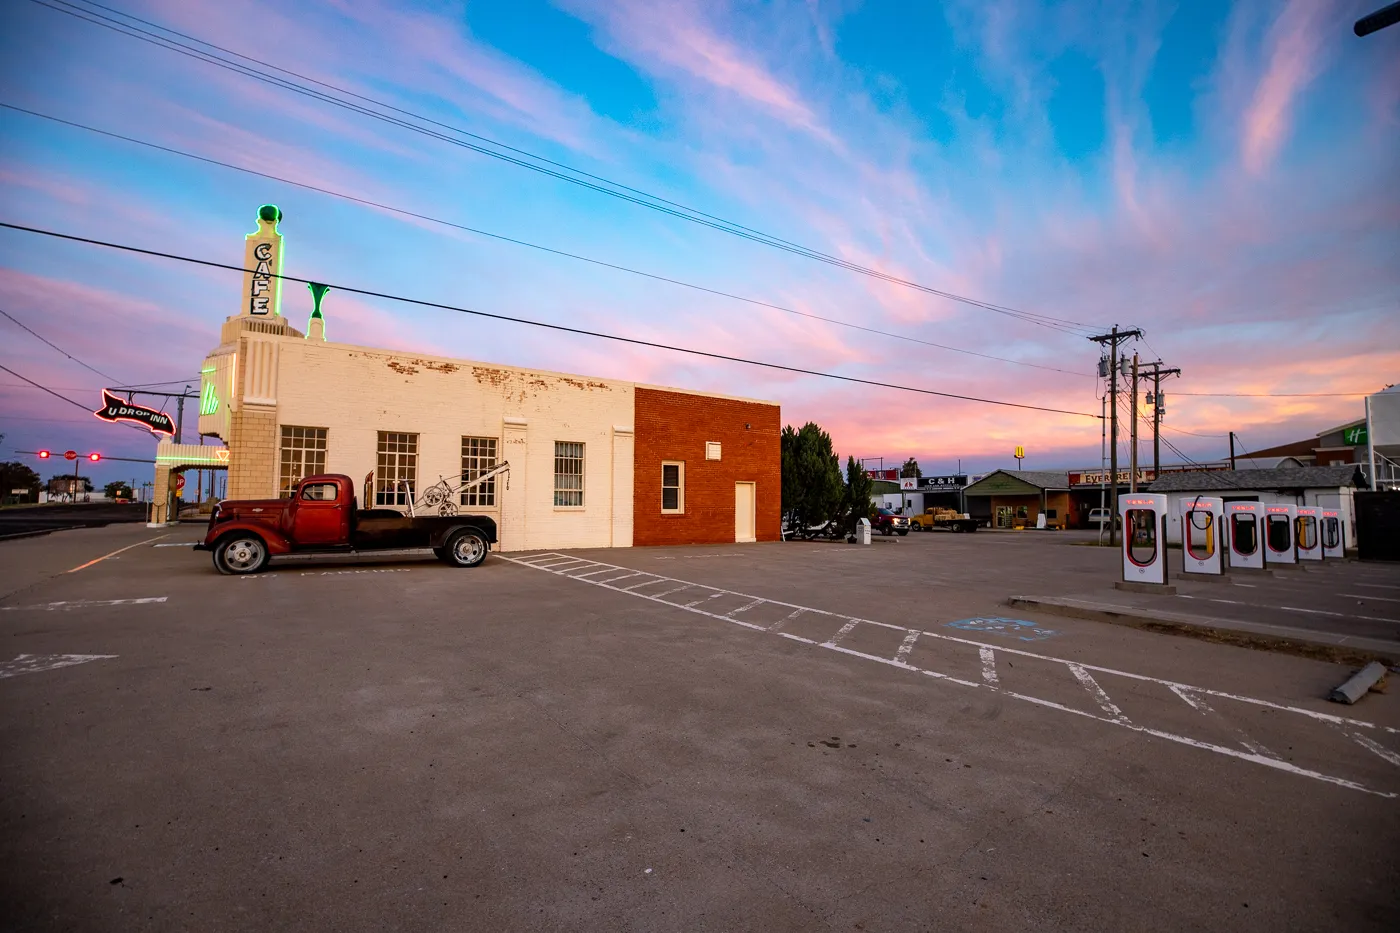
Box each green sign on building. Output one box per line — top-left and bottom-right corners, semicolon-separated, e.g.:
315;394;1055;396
1343;425;1368;446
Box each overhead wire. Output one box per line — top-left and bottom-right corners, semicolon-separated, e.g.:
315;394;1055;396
29;0;1100;337
0;103;1091;378
0;306;124;383
0;220;1104;419
0;360;151;434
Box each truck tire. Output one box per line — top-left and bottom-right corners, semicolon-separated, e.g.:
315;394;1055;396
213;533;269;575
443;528;488;568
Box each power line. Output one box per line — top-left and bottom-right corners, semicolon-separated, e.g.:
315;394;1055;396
0;219;1104;419
0;103;1091;379
0;360;150;435
0;306;123;382
31;0;1100;337
1173;391;1371;398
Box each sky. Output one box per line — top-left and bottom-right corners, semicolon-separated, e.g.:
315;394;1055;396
0;0;1397;488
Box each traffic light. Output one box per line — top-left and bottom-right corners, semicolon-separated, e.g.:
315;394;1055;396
88;452;101;462
38;449;50;459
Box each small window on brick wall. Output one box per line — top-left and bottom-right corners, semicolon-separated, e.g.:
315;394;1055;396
662;461;685;513
705;441;721;461
554;441;584;507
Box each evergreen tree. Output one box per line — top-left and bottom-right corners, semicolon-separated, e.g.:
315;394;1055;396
843;456;875;531
900;457;921;479
780;422;844;528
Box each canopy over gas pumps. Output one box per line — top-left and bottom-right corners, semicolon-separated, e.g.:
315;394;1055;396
1295;506;1323;561
1120;493;1168;585
1224;502;1265;571
1320;509;1345;559
1263;504;1297;565
1180;495;1224;575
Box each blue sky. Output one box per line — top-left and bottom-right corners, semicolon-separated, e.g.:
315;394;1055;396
1;0;1396;486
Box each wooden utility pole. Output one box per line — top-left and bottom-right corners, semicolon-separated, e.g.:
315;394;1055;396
1133;361;1180;477
1229;432;1237;470
1088;326;1142;546
1130;354;1140;492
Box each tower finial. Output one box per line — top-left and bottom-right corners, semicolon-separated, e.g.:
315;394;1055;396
306;282;329;341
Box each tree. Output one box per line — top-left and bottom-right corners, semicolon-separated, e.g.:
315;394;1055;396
47;474;93;498
104;481;134;499
0;460;41;501
843;455;875;532
780;422;844;529
900;457;921;479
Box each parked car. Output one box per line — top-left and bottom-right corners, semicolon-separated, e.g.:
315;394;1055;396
909;507;979;533
870;508;910;536
1087;507;1121;529
196;473;498;574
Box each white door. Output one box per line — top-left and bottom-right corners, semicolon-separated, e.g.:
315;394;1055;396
735;482;756;543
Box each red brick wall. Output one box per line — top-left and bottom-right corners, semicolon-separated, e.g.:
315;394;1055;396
633;387;781;546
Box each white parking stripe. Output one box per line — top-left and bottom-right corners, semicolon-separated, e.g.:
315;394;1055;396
979;646;998;686
895;630;919;665
823;619;860;648
1068;663;1128;722
503;553;1400;796
1;653;118;679
1169;685;1276;758
1;597;167;612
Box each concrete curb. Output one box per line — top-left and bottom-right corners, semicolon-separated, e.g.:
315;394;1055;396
1006;595;1399;667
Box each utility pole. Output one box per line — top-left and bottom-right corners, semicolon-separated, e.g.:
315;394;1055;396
1132;361;1181;477
1229;432;1237;470
1088;326;1142;546
1130;353;1140;492
175;384;190;444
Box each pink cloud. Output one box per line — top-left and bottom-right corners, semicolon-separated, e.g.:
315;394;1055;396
1240;0;1333;175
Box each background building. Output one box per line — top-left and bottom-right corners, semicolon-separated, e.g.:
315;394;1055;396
1148;465;1364;547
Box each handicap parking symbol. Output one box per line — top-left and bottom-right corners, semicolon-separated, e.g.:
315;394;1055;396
946;617;1059;641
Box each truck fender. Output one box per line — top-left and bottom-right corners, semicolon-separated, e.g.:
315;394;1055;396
429;523;492;550
211;523;294;555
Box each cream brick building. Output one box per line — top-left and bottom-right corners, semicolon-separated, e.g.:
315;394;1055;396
151;207;781;551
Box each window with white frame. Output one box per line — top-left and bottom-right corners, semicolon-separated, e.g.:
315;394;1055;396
705;441;721;461
554;441;584;507
278;425;327;497
375;431;418;506
662;461;684;513
460;436;499;507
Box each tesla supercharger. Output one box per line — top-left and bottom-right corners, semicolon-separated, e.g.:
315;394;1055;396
1224;502;1265;570
1295;506;1323;561
1180;495;1224;575
1120;493;1168;585
1321;509;1345;559
1263;504;1297;565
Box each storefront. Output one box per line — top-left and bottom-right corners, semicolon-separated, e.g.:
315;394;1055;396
154;207;781;550
962;470;1072;529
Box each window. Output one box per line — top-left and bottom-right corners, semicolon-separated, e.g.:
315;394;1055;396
300;482;337;502
705;441;721;461
278;426;327;497
662;461;685;513
376;431;418;506
554;441;584;507
460;436;499;507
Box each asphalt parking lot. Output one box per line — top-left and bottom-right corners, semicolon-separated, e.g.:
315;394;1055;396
2;526;1398;931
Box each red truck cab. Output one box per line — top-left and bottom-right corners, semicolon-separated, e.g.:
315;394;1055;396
197;474;498;574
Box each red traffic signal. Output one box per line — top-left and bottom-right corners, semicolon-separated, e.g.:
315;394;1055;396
88;452;101;462
38;449;50;459
64;450;78;461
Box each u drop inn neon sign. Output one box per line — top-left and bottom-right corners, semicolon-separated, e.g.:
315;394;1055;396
94;389;175;435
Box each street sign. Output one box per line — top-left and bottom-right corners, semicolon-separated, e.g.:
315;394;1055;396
64;450;77;460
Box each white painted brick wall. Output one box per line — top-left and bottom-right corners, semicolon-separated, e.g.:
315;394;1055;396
271;339;635;552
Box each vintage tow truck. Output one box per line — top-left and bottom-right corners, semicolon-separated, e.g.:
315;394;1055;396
196;465;507;574
908;507;979;533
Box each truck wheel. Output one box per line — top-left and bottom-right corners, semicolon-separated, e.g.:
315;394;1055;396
444;529;488;568
213;534;268;575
